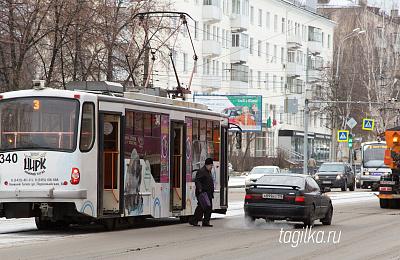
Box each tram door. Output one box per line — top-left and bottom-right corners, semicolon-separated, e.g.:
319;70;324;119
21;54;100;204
170;121;186;211
101;114;121;213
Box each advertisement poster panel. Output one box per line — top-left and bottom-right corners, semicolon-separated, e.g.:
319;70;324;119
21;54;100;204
194;95;262;132
160;115;169;183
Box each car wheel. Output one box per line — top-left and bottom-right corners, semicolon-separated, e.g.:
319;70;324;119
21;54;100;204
349;180;355;191
341;180;347;191
380;199;389;208
304;205;315;227
321;204;333;225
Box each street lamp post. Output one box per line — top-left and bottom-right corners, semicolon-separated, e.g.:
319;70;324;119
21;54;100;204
332;28;365;162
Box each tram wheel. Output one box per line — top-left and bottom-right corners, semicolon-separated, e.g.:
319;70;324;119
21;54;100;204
35;217;52;230
103;218;116;231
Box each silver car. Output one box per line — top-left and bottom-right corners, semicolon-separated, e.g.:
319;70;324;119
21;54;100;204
245;166;281;188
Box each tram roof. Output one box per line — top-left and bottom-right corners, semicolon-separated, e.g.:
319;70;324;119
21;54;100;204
0;87;228;119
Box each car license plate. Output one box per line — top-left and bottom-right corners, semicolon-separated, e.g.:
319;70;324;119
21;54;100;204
323;181;331;184
381;180;395;185
262;193;283;199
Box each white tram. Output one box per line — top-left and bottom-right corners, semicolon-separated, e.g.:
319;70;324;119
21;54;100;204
0;81;229;229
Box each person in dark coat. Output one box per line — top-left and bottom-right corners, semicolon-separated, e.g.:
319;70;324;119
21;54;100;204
189;158;215;227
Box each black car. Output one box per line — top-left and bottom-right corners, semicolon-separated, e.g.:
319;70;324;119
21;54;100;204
314;162;355;191
244;174;333;227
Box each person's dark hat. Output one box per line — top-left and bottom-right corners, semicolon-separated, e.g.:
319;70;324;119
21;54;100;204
205;158;213;165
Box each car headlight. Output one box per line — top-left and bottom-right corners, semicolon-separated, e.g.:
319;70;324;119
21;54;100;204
336;174;343;179
245;176;250;182
314;174;319;180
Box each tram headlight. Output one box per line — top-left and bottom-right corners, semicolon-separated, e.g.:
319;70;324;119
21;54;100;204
71;168;80;184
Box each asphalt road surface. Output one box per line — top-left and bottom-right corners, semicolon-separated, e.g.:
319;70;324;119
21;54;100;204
0;188;399;259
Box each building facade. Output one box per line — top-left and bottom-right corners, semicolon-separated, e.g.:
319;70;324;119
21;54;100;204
154;0;336;163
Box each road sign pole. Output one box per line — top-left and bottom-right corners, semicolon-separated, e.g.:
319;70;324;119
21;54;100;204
304;99;309;175
350;129;353;170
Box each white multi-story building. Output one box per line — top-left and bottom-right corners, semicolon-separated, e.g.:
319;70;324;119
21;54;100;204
154;0;336;162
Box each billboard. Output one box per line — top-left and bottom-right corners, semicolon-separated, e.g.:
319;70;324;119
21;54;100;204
193;95;262;132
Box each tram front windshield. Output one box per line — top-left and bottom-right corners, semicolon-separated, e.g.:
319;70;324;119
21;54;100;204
0;97;79;152
363;144;389;168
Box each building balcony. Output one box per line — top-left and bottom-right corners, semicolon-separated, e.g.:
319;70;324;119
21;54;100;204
287;34;302;50
230;46;248;64
308;69;322;82
308;41;322;55
201;75;222;91
230;14;249;32
203;5;221;23
286;62;302;78
202;40;221;58
229;80;248;95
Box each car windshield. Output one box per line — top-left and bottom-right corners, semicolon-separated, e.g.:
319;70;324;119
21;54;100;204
0;97;79;152
318;164;345;172
250;167;275;175
256;175;304;188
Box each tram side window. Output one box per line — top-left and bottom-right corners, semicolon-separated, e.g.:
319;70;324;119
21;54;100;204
192;119;200;170
126;111;134;135
213;121;220;161
144;113;152;136
80;102;95;152
192;119;220;170
125;109;161;183
134;112;143;136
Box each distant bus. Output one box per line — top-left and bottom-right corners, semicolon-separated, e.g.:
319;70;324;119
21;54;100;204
359;142;391;190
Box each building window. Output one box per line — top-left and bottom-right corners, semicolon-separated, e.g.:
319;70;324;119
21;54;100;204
328;34;331;49
265;73;269;90
265;42;270;60
257;71;261;88
222;29;225;47
231;64;248;82
194;21;199;40
232;34;239;47
258;9;262;26
273;45;277;62
280;77;284;92
322;32;324;47
274;14;278;32
250;6;254;24
213;26;216;41
212;60;216;75
273;75;277;91
265;12;270;29
281;47;285;63
281;18;285;33
250;37;254;54
183;53;188;72
308;26;321;42
258;40;262;56
249;69;253;87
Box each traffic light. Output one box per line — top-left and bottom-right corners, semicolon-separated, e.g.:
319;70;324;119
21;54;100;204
267;117;271;128
348;137;353;148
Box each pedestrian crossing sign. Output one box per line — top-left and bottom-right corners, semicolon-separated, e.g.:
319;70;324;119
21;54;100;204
362;119;374;131
337;130;349;142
